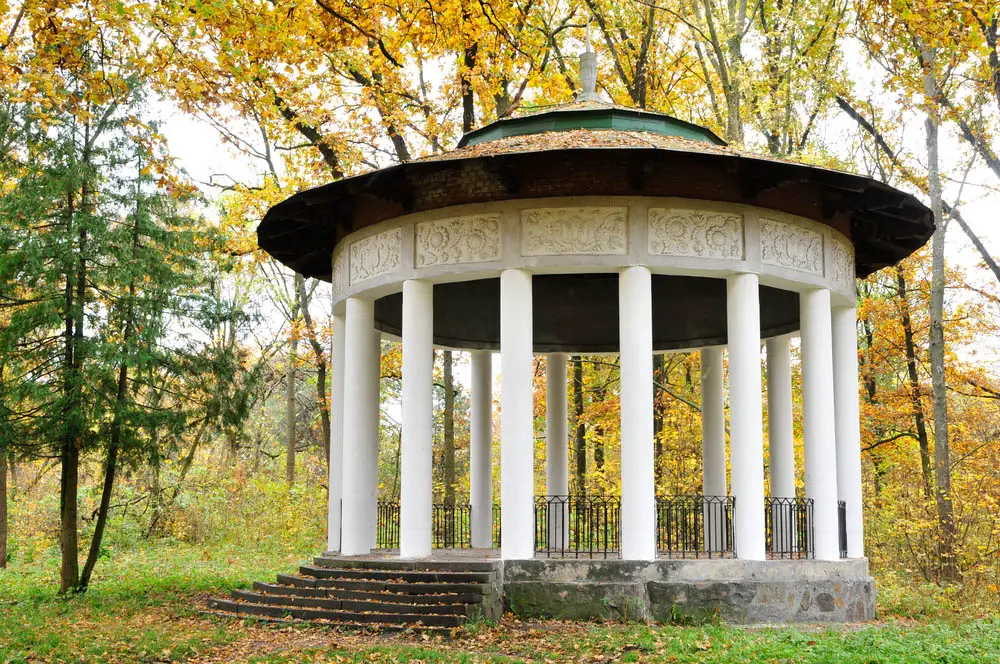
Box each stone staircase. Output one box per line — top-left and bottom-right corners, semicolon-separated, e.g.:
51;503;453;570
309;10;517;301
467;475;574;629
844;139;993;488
205;556;503;633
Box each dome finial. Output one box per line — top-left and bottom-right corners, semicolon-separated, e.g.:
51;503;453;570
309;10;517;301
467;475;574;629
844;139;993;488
578;19;600;103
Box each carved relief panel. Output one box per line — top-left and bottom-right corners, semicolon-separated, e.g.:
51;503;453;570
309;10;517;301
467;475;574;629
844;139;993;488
520;207;628;256
415;214;502;267
332;250;348;296
760;217;824;276
350;228;402;284
830;235;855;293
647;209;744;259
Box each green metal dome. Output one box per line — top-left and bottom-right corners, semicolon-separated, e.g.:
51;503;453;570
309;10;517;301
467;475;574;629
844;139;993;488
458;103;726;148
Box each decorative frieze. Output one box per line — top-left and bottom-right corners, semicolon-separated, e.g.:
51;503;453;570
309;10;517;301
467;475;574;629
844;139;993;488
332;249;348;296
350;228;401;284
760;217;824;276
647;209;744;259
831;234;855;293
415;214;502;268
520;207;628;256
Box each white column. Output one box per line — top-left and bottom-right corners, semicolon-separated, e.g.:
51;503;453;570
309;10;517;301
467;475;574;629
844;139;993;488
833;304;865;558
700;347;726;497
470;350;494;549
727;273;766;561
364;328;382;551
766;336;795;498
766;335;796;554
545;353;569;549
500;269;534;559
800;288;840;561
327;313;346;553
341;297;380;556
400;280;433;558
700;346;727;552
619;266;656;560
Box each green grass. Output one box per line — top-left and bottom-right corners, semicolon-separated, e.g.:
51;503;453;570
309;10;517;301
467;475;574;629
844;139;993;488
0;538;316;663
1;540;998;663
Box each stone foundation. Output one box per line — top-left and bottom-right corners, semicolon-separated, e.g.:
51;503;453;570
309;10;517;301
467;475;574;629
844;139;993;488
502;558;874;624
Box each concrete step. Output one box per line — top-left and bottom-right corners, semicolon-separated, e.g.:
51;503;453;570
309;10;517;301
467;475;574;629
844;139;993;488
299;564;494;584
255;581;484;605
199;610;453;636
208;598;467;628
283;573;491;596
314;556;499;573
233;589;469;615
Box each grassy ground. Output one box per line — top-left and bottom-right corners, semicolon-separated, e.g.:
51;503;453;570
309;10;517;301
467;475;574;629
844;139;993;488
1;540;998;663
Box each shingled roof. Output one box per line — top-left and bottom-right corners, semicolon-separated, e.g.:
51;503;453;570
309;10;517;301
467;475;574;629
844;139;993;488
258;104;933;281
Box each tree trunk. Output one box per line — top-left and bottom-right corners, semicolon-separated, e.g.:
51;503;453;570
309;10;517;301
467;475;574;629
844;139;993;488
462;44;477;133
895;266;933;500
591;361;605;471
859;314;888;496
286;336;297;485
79;440;118;589
921;42;960;583
297;278;330;464
0;444;7;568
59;437;80;593
653;354;665;491
81;200;141;589
443;351;456;506
59;209;86;594
572;356;586;495
145;456;161;539
286;275;301;485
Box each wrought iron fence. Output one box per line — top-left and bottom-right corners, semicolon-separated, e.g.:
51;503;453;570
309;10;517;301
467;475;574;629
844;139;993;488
534;494;621;558
433;503;472;548
764;497;813;559
838;500;847;559
374;502;474;549
656;495;735;558
375;495;822;559
376;501;400;549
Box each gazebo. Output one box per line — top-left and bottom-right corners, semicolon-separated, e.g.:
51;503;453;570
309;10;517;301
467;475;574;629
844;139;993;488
255;63;932;623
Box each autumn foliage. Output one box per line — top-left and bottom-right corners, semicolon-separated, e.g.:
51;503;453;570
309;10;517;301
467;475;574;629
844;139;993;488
0;0;998;614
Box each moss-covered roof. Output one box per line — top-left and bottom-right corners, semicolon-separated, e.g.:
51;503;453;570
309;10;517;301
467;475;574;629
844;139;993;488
458;103;725;148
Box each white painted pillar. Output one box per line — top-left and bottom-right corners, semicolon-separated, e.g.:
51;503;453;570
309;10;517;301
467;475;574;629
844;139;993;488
470;350;494;549
700;346;727;552
727;273;766;561
500;269;534;559
364;328;382;551
766;336;795;498
327;313;346;553
545;353;569;549
833;304;865;558
700;347;727;497
619;266;656;561
341;297;380;556
800;288;840;561
766;335;796;554
400;280;433;558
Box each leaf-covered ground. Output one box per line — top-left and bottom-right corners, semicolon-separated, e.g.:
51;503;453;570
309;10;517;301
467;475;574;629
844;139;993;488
1;541;998;664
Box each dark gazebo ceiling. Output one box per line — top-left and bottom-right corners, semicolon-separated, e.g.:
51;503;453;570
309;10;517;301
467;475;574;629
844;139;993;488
373;274;800;353
257;105;933;282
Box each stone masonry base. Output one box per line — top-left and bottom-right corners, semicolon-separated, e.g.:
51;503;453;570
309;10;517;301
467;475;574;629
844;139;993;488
502;558;874;624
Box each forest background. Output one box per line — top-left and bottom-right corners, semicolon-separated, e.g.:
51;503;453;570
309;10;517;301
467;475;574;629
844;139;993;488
1;0;999;622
